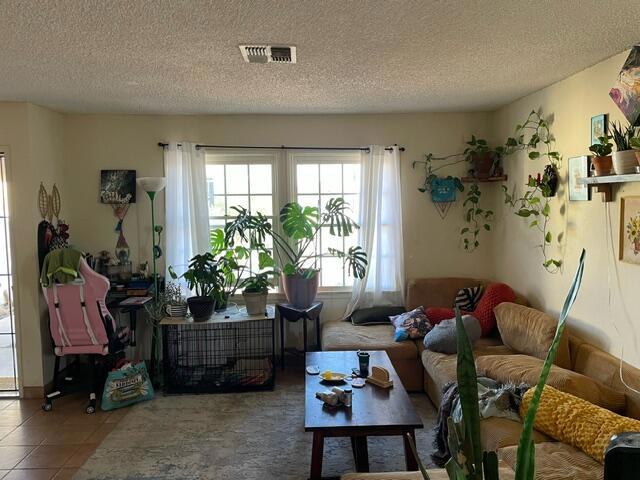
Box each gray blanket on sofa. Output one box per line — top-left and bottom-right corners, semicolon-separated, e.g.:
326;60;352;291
431;377;530;467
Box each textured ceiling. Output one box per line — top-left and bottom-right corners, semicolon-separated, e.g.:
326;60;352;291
0;0;638;114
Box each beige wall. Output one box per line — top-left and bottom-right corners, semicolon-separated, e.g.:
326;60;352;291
491;51;640;366
0;103;65;389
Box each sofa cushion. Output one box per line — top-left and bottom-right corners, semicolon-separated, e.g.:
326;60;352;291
479;416;552;452
350;306;406;326
495;303;571;369
476;355;626;413
521;385;640;463
322;321;418;360
422;315;481;354
499;442;603;480
391;307;432;341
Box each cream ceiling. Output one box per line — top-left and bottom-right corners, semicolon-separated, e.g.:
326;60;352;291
0;0;637;114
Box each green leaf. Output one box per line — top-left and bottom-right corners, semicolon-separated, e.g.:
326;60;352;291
484;224;490;231
542;203;550;217
529;197;540;204
545;232;552;243
529;220;538;228
280;203;319;240
516;209;532;217
528;151;540;159
282;263;297;276
258;251;275;269
322;197;359;237
461;227;470;234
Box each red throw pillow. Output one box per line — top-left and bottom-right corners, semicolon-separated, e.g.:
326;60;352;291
425;307;464;325
426;282;516;336
472;283;516;336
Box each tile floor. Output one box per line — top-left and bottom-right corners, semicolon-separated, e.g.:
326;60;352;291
0;394;127;479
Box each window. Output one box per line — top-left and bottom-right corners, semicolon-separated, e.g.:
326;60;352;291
291;152;361;288
205;150;362;289
206;152;276;276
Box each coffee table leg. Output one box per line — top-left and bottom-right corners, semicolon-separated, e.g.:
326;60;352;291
279;311;285;370
310;431;324;480
316;314;321;351
403;430;418;471
351;435;369;472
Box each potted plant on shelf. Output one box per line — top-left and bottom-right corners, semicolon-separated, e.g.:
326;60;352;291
611;121;637;174
589;135;614;176
164;281;187;317
631;135;640;166
224;198;368;309
464;135;499;179
241;272;274;315
171;252;224;321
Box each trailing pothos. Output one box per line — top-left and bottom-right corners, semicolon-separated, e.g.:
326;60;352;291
501;110;563;273
461;183;494;252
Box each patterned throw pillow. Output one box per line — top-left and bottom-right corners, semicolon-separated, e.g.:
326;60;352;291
390;307;432;342
453;285;484;311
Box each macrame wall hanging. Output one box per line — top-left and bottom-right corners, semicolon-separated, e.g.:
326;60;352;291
37;183;70;270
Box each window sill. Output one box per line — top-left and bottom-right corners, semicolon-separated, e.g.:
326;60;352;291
228;289;352;304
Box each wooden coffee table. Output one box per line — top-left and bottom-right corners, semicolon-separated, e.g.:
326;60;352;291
305;350;423;479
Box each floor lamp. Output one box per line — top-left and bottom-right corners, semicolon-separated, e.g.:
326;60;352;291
137;176;166;381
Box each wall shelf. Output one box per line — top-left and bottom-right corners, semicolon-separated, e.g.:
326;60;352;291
461;175;508;183
577;173;640;202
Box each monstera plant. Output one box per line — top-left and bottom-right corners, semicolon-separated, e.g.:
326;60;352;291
408;249;586;480
224;197;368;308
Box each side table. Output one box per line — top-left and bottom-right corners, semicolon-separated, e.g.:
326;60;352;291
277;302;323;370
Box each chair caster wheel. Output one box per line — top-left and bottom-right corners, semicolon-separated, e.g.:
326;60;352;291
42;402;52;412
85;404;96;414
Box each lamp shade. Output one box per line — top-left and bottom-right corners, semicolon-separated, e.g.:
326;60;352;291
137;177;166;193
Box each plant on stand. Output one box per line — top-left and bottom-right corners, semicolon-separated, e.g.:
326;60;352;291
164;281;187;317
224;198;368;308
610;121;637;174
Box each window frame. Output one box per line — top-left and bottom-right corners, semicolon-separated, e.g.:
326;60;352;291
288;151;362;292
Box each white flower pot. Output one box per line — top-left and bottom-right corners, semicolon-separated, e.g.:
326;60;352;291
242;291;268;315
612;150;638;175
165;304;188;318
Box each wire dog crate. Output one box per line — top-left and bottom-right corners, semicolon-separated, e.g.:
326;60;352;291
161;306;276;394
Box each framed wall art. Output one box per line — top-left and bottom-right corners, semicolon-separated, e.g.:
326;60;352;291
100;170;136;204
567;156;591;201
619;196;640;264
610;46;640;126
591;114;608;145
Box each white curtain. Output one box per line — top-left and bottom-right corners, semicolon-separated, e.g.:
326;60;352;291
164;142;209;279
343;145;405;317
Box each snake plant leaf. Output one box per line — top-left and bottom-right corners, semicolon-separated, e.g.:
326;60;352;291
483;451;500;480
404;433;432;480
514;249;585;480
455;307;483;480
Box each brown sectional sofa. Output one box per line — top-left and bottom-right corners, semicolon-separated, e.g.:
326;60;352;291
321;277;640;480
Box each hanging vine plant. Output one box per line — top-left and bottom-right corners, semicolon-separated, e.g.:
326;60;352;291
501;110;563;273
413;110;564;271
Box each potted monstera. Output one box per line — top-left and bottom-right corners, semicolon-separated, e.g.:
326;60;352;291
224;198;368;309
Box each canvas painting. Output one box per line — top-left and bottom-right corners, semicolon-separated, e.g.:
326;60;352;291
568;156;591;201
591;114;607;145
610;46;640;126
100;170;136;204
619;196;640;264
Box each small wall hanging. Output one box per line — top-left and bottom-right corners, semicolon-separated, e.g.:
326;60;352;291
610;46;640;126
37;183;70;270
430;176;463;219
591;114;608;146
620;196;640;264
568;156;591;201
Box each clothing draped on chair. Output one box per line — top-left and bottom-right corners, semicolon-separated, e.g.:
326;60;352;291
343;145;405;318
164;142;210;279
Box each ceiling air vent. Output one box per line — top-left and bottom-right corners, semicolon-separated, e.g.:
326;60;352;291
239;45;297;64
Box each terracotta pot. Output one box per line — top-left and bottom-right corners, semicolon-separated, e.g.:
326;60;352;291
592;155;613;176
282;273;319;309
470;152;495;179
187;296;216;321
243;291;268;315
635;150;640;166
612;150;637;174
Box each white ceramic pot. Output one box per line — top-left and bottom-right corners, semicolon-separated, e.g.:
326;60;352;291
242;291;268;315
612;150;638;175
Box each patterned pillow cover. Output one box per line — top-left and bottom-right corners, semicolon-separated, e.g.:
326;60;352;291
453;285;484;311
390;306;432;342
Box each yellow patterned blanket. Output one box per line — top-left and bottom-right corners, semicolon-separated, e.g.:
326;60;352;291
520;385;640;463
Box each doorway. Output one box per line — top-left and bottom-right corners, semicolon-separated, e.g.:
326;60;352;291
0;152;18;395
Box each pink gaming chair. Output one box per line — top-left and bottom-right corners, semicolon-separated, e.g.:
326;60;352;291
42;256;122;413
